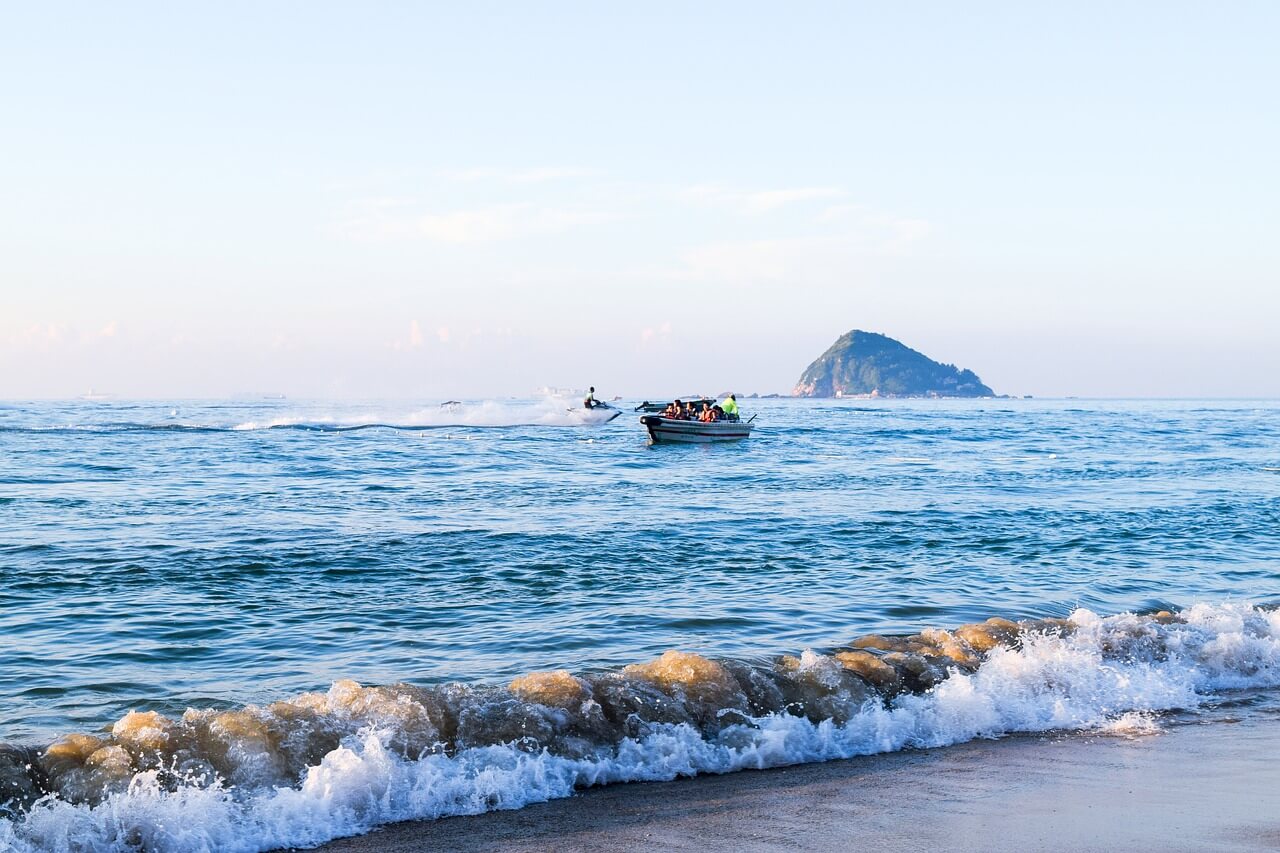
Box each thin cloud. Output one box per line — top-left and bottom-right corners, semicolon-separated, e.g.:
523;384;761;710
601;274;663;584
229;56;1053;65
660;211;931;283
436;166;600;184
3;323;63;348
640;320;673;345
3;320;125;350
331;198;424;241
678;184;847;214
336;198;616;244
390;319;426;351
417;204;615;243
741;187;848;213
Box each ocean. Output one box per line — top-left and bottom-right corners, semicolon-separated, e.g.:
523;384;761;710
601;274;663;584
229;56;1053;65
2;397;1278;851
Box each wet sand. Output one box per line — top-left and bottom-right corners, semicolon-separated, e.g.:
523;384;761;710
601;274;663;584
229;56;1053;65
309;715;1280;853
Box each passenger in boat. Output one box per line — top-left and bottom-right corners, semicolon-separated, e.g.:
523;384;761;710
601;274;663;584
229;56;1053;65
683;402;696;419
664;399;684;419
720;394;739;420
700;404;725;423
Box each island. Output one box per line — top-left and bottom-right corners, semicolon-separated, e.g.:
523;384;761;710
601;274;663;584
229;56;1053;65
792;330;995;398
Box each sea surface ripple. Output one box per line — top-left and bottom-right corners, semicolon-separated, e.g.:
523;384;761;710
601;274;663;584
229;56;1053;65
1;398;1277;747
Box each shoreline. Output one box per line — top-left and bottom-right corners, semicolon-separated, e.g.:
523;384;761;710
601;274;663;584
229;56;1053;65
307;713;1280;853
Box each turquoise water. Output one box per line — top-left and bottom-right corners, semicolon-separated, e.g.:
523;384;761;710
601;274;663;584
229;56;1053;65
2;398;1279;851
3;397;1277;743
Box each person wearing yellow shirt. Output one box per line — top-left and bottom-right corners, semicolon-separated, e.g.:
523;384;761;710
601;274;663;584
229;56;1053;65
720;394;739;420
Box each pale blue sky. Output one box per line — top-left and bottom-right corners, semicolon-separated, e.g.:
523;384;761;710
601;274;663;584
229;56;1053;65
2;2;1277;398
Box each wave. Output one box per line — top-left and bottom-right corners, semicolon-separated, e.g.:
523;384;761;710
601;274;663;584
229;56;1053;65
230;400;611;431
0;400;615;436
2;602;1278;852
0;423;226;435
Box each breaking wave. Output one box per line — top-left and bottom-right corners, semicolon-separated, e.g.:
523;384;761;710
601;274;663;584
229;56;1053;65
2;602;1279;852
230;399;604;431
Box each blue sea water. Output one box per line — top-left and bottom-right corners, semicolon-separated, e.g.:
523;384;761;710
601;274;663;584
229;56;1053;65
3;397;1279;742
1;397;1279;851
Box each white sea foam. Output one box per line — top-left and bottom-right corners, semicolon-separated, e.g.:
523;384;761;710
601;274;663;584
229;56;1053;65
1093;711;1163;737
230;398;605;432
3;602;1279;853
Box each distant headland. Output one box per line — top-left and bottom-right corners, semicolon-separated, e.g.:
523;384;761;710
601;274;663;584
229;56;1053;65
792;330;995;398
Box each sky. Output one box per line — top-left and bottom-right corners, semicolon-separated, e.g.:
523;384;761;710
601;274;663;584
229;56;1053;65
2;1;1277;399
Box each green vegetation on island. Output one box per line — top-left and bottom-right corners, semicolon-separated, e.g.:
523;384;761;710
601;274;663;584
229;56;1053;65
793;330;994;398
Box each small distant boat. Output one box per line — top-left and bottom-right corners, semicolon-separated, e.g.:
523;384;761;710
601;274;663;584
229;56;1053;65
640;414;754;443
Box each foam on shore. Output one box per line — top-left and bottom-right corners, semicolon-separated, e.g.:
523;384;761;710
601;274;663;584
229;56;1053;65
2;602;1278;852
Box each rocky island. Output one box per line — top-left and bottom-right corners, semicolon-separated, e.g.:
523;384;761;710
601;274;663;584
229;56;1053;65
793;330;994;398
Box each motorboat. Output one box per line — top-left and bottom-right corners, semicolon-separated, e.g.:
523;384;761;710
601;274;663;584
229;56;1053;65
639;414;754;443
568;403;622;425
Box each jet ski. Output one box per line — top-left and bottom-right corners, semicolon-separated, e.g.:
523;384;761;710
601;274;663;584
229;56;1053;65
568;402;622;424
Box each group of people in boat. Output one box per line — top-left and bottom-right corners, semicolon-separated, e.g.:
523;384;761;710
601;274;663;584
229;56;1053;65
661;394;740;422
585;386;744;423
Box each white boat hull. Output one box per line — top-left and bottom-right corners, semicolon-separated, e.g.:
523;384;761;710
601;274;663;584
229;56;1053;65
640;415;753;443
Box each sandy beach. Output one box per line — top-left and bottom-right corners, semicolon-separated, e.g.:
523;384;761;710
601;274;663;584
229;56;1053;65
309;712;1280;853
